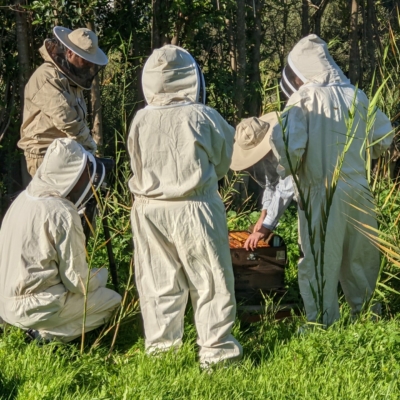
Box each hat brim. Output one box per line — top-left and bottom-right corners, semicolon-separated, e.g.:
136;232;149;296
230;112;280;171
53;26;108;66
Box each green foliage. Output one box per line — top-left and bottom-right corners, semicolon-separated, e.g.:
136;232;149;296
273;203;300;303
227;210;260;231
26;0;111;29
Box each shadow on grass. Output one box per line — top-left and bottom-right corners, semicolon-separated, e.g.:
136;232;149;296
0;371;20;400
75;313;143;355
236;315;304;366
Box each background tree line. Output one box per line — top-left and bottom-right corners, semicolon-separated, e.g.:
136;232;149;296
0;0;399;218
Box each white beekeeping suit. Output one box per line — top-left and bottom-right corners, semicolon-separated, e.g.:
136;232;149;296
128;45;242;366
271;34;393;325
0;138;121;342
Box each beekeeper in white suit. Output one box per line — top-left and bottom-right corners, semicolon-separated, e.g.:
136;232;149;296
0;138;121;342
128;45;242;366
271;34;393;325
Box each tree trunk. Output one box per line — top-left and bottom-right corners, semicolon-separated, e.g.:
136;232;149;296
225;14;237;73
86;20;104;153
130;31;145;120
281;1;289;71
171;12;185;45
235;0;246;122
248;0;262;117
349;0;360;85
151;0;169;49
301;0;309;37
14;1;31;188
152;0;161;49
366;0;376;83
311;0;330;36
14;1;30;112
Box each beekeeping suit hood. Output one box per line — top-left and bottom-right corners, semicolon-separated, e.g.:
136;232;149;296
280;34;349;98
142;44;206;107
26;138;101;210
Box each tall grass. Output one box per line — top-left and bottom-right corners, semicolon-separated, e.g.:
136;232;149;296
77;35;141;352
356;22;400;315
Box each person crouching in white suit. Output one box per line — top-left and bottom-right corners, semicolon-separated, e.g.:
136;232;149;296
270;34;394;326
127;45;242;367
0;138;121;342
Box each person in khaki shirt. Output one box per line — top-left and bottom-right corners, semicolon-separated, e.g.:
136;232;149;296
18;26;108;177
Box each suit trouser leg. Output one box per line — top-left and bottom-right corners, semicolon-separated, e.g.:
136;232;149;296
36;287;121;342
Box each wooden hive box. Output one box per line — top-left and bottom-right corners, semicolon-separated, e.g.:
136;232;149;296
229;231;286;303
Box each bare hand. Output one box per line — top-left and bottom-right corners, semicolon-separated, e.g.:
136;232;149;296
244;226;272;251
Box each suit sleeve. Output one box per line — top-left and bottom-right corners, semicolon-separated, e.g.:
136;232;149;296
31;77;96;153
56;210;103;294
203;108;235;180
270;93;308;178
262;176;295;230
369;107;394;159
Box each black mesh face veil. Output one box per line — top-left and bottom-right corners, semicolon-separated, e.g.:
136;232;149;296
245;157;268;188
280;62;304;99
75;155;105;210
196;62;206;104
45;38;104;89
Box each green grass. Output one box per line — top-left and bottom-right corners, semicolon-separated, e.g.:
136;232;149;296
1;312;400;399
2;160;399;399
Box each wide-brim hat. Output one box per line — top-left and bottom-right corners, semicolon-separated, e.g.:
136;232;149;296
230;111;279;171
53;26;108;66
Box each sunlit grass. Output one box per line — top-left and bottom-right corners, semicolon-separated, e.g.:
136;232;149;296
2;311;400;399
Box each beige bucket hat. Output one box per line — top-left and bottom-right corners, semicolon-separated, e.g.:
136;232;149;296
230;111;279;171
53;26;108;66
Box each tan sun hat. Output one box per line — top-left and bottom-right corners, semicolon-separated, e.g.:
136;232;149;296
230;111;279;171
53;26;108;66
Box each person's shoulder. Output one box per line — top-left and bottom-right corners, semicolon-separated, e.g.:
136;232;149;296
193;103;218;115
286;87;314;110
191;104;228;123
128;108;148;133
133;108;148;120
30;62;56;80
29;62;68;89
296;85;315;99
35;196;79;228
